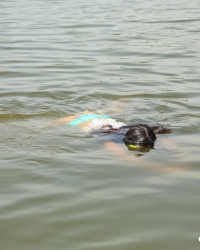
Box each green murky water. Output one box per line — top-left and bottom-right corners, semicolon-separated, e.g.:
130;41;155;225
1;0;200;249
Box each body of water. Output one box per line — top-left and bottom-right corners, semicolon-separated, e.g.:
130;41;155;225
0;0;200;249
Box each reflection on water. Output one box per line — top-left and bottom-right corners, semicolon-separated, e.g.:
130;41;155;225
0;0;200;249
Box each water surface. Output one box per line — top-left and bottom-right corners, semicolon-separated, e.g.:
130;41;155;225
0;0;200;249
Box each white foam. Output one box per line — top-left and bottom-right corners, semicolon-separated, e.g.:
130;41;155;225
88;118;126;131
